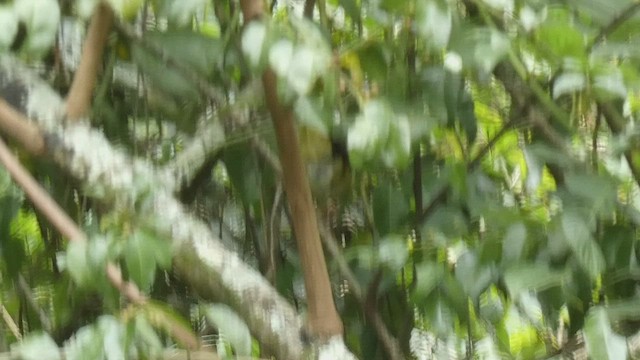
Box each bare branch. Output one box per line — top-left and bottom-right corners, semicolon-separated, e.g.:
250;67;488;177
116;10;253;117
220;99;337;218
65;3;114;121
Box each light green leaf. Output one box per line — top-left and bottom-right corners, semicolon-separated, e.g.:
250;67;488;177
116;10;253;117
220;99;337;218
13;333;61;360
584;307;628;360
125;231;158;291
204;304;252;356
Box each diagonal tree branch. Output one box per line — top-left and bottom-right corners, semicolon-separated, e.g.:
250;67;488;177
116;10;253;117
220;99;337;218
0;54;326;359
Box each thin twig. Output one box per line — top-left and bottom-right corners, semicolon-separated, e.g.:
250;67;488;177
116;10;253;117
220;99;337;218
0;306;20;341
318;224;405;360
588;2;640;51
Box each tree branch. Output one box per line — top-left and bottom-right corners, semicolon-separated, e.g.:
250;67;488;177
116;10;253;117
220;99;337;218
0;54;315;359
588;2;640;51
240;0;345;340
65;3;114;121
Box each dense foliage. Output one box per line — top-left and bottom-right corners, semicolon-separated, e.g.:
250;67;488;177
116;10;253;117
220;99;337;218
2;0;640;359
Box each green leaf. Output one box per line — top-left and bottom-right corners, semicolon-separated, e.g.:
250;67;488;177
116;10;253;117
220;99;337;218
416;0;452;49
535;9;586;60
154;0;208;26
97;316;126;360
13;332;61;360
241;21;268;69
584;307;628;360
455;252;494;300
503;264;565;296
373;180;409;237
561;212;605;280
131;31;222;99
593;68;627;100
0;6;18;50
204;304;252;356
553;72;587;98
125;230;158;291
223;143;262;204
14;0;60;56
502;222;527;265
414;262;443;298
66;241;91;287
378;235;408;271
294;97;330;136
133;315;163;359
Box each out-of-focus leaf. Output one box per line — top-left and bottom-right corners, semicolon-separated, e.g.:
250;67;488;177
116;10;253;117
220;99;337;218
502;222;527;265
373;180;409;237
14;0;60;56
154;0;208;26
503;264;565;296
535;8;586;60
414;262;443;298
13;332;61;360
204;304;252;356
242;21;268;69
97;316;126;360
142;301;198;349
125;230;158;292
561;212;605;280
223;143;262;204
455;251;494;300
131;31;223;99
584;307;628;360
416;0;452;49
450;26;509;75
378;235;408;271
553;72;587;98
